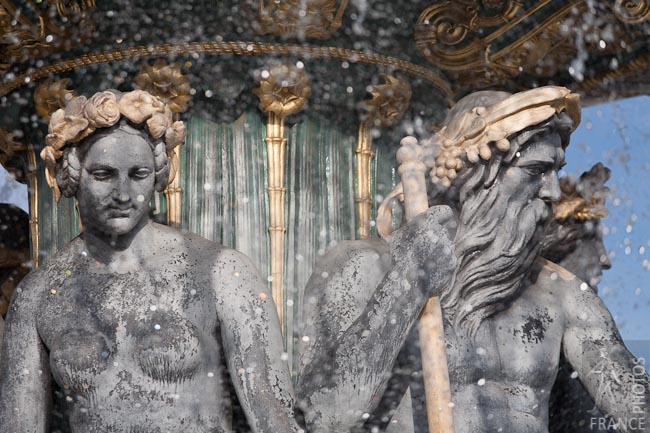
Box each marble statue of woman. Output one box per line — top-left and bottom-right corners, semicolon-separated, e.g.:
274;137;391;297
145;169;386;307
0;90;301;433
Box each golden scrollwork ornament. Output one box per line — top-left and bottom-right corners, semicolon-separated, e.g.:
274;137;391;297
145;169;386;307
614;0;650;23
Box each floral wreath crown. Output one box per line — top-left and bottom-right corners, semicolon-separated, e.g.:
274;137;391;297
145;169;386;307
41;89;186;201
426;86;581;188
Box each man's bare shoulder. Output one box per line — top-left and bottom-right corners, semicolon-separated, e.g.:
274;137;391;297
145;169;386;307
533;258;604;314
305;237;392;300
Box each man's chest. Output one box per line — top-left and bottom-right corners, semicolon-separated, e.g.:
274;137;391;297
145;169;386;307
444;294;565;388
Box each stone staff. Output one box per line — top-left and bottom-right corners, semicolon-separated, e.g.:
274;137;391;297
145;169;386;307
396;136;455;433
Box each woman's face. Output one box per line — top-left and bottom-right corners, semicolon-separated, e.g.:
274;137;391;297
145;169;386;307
76;128;155;237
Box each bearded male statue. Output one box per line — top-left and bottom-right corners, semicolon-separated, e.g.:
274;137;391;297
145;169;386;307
296;87;649;433
421;88;648;433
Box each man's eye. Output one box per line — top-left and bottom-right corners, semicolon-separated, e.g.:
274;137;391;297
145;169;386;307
522;166;546;176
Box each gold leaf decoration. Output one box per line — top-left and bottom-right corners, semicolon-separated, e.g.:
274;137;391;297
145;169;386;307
133;59;191;113
253;62;311;117
554;163;611;222
34;78;77;122
361;74;412;128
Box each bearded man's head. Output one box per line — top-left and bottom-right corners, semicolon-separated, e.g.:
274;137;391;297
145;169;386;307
425;89;578;339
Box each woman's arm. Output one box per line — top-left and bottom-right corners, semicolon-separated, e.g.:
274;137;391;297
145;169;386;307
214;249;301;433
0;274;51;433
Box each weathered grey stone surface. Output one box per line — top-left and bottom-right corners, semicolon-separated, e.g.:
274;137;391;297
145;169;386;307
542;165;612;433
296;205;456;433
297;90;649;433
0;124;300;433
429;92;649;433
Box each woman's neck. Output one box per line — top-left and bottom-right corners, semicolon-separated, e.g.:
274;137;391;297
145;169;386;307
81;217;153;270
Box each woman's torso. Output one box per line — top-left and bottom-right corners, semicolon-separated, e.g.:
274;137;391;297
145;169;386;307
35;234;233;433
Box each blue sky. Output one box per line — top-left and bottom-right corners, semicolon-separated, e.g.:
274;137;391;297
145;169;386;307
567;95;650;363
2;96;649;362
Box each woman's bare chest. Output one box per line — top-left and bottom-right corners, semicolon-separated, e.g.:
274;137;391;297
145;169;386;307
36;270;220;395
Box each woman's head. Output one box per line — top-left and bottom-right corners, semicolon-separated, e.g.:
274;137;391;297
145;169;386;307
71;123;162;236
56;121;170;197
41;89;185;202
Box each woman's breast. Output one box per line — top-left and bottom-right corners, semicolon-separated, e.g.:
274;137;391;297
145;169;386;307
128;310;206;384
47;308;214;395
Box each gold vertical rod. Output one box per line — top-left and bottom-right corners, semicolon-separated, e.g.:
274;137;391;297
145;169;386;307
355;121;375;238
26;145;39;268
165;112;183;228
266;111;287;328
164;147;183;228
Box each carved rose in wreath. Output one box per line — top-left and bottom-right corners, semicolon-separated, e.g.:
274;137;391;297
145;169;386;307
119;90;163;124
146;111;169;139
48;103;91;148
84;91;120;128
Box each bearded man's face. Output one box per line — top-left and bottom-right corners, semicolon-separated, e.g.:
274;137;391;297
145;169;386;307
441;130;566;338
501;131;565;219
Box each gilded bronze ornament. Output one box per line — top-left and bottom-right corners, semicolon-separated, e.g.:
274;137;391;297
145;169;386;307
356;74;411;239
134;60;191;114
0;129;26;179
257;0;348;39
34;78;77;122
0;0;95;75
614;0;650;23
25;145;39;268
134;60;191;227
554;163;611;222
253;62;311;328
0;41;453;100
414;0;650;96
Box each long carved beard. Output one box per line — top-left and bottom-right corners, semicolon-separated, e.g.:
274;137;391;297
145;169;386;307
440;184;550;340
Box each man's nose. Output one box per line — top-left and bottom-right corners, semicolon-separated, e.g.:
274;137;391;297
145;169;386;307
538;171;561;202
598;242;612;270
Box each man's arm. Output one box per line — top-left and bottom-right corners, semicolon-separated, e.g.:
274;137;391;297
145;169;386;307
0;274;51;433
296;205;456;433
562;277;650;433
214;249;301;433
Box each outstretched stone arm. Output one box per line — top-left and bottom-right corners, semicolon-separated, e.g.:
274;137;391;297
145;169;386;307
296;206;456;433
214;249;302;433
562;274;650;433
0;273;51;433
